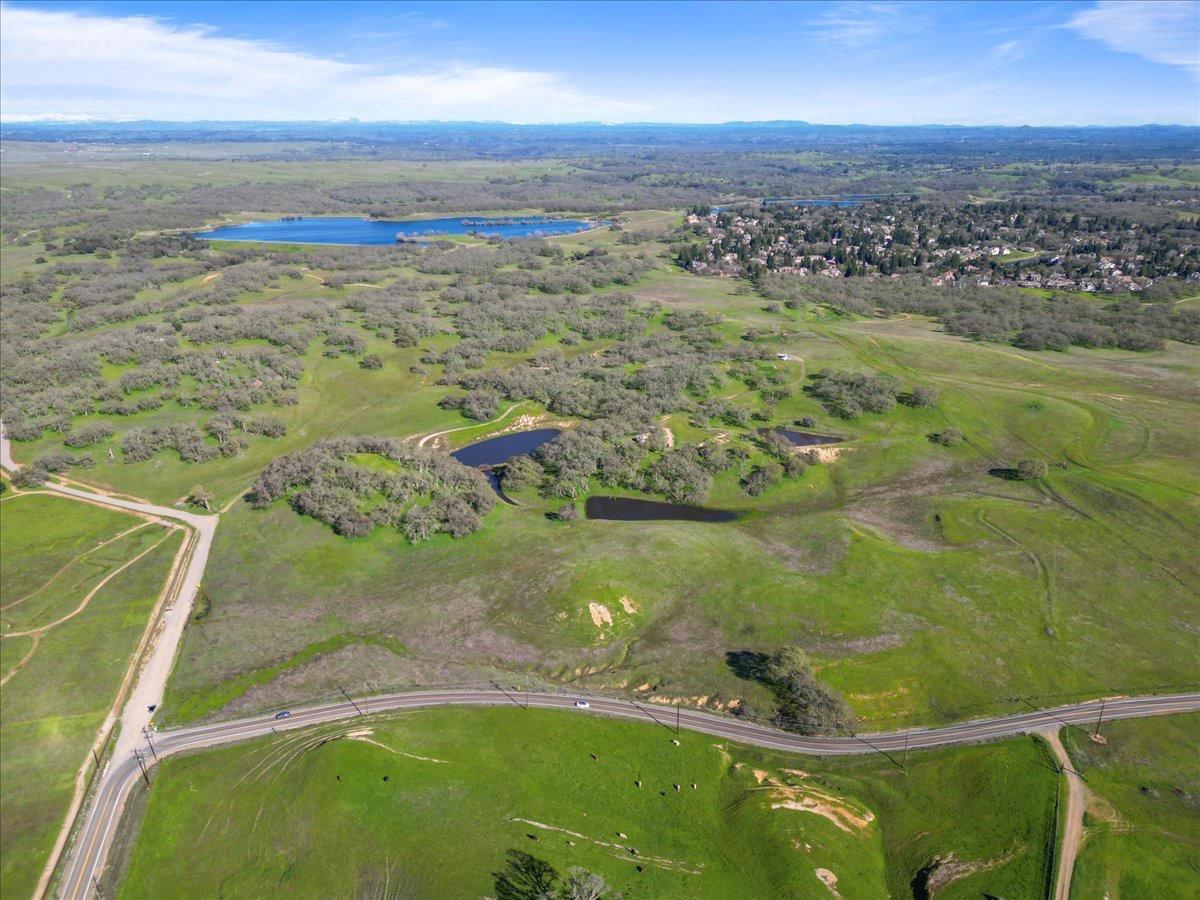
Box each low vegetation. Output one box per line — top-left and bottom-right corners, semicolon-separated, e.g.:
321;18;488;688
113;708;1060;899
1063;714;1200;896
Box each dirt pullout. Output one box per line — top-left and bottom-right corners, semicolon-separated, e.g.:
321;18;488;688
815;868;841;897
588;602;613;628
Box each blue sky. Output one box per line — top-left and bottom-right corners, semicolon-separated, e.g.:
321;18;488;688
1;0;1197;124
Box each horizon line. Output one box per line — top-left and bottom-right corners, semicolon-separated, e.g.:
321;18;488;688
3;118;1199;130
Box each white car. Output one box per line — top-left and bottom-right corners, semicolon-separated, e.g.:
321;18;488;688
574;700;590;709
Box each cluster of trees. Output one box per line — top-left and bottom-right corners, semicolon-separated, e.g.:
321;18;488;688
761;275;1200;352
761;646;851;734
10;449;95;487
247;436;495;540
493;850;620;900
498;423;751;505
805;370;901;419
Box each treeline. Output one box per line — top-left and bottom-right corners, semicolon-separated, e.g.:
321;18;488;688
761;275;1200;352
247;436;495;540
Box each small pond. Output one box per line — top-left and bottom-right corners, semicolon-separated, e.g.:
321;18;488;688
451;428;561;502
585;496;740;523
769;428;843;447
450;428;561;468
196;216;599;245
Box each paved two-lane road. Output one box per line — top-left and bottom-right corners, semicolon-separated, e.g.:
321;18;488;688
60;687;1200;898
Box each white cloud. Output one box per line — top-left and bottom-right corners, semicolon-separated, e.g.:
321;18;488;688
1067;0;1200;78
813;2;926;47
990;40;1030;64
0;3;648;121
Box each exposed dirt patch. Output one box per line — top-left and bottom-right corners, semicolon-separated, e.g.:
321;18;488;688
815;867;841;897
800;446;849;465
588;602;613;628
619;596;639;615
923;850;1017;894
762;775;875;833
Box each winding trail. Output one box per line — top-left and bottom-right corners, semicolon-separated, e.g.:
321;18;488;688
1;518;156;612
2;527;177;638
414;401;529;448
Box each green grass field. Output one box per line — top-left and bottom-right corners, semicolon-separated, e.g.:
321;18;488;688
154;266;1199;731
116;707;1060;899
1063;713;1200;897
0;492;184;899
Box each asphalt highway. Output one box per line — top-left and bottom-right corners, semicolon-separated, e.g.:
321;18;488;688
59;687;1200;898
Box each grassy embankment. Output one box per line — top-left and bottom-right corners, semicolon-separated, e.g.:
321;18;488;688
0;492;183;899
1063;713;1200;896
115;707;1060;899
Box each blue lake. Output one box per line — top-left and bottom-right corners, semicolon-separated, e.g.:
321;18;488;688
197;216;599;245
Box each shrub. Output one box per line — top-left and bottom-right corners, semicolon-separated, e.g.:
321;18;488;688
931;428;963;446
12;468;47;488
1016;458;1049;480
742;462;783;496
900;385;939;407
359;354;383;370
63;421;115;447
500;454;542;491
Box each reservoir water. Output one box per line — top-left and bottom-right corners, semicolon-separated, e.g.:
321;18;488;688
197;216;599;245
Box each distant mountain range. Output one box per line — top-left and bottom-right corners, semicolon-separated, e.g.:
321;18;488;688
3;120;1196;160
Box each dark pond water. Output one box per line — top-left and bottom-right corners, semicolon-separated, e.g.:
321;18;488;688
450;428;561;468
451;428;561;503
585;496;740;523
770;428;843;447
197;216;599;245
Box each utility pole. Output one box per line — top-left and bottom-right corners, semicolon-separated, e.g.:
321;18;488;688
92;873;103;897
1094;698;1106;737
134;750;150;787
675;703;680;735
142;726;157;761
